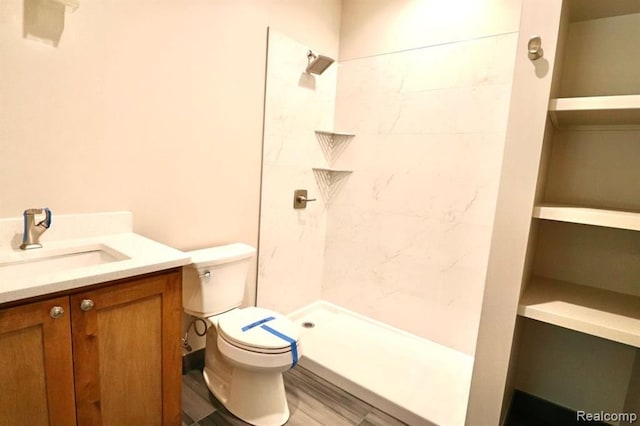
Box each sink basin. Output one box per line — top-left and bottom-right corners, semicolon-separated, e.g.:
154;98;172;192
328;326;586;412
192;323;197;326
0;244;129;281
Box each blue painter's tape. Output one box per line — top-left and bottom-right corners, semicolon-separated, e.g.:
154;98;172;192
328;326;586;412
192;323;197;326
261;324;298;367
241;316;276;332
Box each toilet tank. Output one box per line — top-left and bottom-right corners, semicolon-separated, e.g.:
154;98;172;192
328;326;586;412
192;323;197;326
182;243;256;317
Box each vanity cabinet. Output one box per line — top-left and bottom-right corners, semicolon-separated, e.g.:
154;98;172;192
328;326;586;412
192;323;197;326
468;0;640;424
0;296;76;425
0;268;182;426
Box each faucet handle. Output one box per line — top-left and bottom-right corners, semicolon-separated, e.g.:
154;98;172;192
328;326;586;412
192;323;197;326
39;208;52;228
23;208;52;228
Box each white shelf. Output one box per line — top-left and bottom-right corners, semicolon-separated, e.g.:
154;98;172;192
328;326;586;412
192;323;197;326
519;277;640;348
568;0;640;23
533;204;640;232
312;168;352;206
314;131;355;164
314;130;355;138
312;168;353;186
548;95;640;128
312;167;352;174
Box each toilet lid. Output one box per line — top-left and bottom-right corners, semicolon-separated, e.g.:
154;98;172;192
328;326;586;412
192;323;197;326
218;307;300;351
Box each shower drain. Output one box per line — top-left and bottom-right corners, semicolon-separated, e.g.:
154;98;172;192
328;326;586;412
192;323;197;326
301;321;315;328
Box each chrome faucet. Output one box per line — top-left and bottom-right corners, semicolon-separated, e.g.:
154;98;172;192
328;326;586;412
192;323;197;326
20;208;52;250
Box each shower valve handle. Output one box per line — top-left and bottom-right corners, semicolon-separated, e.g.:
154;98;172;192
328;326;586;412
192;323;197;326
293;189;316;209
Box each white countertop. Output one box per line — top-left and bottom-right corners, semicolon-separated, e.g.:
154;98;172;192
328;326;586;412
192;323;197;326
0;211;190;305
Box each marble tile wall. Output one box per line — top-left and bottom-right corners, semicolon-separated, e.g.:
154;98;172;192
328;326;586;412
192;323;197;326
257;30;337;313
325;33;518;355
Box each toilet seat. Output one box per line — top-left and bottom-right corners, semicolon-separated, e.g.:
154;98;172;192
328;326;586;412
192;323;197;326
217;307;300;353
219;335;293;354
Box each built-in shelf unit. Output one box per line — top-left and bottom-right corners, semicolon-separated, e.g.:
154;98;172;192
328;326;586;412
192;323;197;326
532;205;640;232
524;0;640;418
549;95;640;128
468;1;640;423
519;277;640;348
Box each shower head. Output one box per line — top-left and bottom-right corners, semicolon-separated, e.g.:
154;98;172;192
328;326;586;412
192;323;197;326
306;50;335;75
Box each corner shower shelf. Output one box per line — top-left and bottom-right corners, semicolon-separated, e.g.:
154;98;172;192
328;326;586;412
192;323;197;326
548;94;640;128
315;131;355;164
312;168;353;182
314;130;355;141
518;277;640;348
312;168;353;205
533;204;640;232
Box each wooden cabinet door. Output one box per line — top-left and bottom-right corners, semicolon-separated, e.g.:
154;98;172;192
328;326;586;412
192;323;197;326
71;270;182;426
0;297;77;426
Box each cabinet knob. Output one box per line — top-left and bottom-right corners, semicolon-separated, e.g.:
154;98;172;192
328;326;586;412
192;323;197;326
80;299;95;312
50;306;65;319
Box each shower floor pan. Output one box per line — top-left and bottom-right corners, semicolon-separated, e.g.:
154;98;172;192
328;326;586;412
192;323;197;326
289;300;474;426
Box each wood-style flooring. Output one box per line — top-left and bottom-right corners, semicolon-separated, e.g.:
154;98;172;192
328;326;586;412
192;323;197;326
182;365;407;426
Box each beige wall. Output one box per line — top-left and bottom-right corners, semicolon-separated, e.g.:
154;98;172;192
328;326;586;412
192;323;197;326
0;0;340;262
339;0;521;60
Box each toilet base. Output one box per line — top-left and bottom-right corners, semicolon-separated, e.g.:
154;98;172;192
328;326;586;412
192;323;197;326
200;309;295;426
203;366;290;426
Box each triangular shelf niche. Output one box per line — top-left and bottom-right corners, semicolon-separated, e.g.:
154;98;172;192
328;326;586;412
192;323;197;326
312;168;353;206
315;131;355;164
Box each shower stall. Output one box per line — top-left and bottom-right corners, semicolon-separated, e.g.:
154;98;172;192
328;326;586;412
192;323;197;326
257;28;517;425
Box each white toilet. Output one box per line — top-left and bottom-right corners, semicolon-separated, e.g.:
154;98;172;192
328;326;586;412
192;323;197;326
182;243;301;426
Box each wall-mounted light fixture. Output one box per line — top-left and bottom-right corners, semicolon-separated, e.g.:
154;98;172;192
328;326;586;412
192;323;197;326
23;0;79;47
